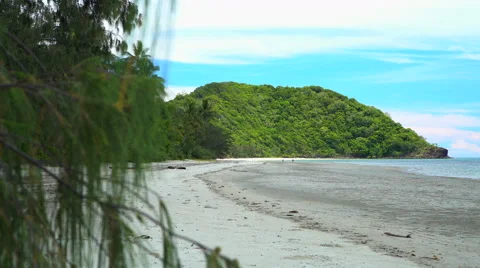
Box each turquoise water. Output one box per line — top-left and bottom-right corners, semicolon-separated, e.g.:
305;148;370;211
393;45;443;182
297;158;480;180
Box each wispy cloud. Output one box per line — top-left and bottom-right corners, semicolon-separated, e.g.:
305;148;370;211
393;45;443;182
156;31;454;64
388;110;480;156
175;0;480;37
410;127;480;143
381;103;480;116
362;58;480;84
129;0;480;66
357;50;453;65
451;140;480;153
458;53;480;61
424;108;478;114
447;46;480;61
362;63;449;83
390;112;480;128
142;29;480;66
377;57;417;64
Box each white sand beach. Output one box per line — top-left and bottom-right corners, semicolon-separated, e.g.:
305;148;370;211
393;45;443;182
199;160;480;268
133;160;427;267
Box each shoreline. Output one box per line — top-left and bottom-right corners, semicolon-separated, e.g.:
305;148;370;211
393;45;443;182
135;161;420;267
217;156;453;162
218;157;479;181
199;161;480;268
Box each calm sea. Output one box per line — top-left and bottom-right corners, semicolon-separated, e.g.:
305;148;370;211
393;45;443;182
297;158;480;180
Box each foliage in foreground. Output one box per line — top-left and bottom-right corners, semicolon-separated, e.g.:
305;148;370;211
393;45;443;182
172;82;441;158
0;0;239;267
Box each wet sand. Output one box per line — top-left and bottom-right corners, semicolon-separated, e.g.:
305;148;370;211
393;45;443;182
135;161;420;267
200;161;480;268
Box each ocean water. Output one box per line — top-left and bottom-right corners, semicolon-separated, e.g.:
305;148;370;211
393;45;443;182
297;158;480;180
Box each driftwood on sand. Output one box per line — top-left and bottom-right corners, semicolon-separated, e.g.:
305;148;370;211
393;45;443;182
384;232;411;238
167;166;187;170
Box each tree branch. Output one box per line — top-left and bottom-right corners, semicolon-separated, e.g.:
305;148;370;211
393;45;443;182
1;140;237;264
6;31;47;74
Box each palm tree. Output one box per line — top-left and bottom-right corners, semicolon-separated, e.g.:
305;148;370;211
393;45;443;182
116;40;165;100
124;40;160;77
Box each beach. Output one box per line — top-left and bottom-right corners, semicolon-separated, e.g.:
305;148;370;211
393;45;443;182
133;160;480;267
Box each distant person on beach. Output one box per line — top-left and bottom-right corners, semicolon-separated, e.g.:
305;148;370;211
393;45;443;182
292;159;294;162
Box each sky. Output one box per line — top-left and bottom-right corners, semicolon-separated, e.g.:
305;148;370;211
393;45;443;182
143;0;480;157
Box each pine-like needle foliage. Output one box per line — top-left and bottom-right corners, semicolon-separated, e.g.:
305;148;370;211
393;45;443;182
0;0;239;267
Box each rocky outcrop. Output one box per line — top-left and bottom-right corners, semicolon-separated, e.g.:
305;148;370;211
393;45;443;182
408;146;449;159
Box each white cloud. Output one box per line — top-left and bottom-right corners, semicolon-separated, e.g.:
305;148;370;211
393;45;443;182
175;0;480;37
165;86;197;100
447;46;480;61
390;112;480;128
409;127;480;143
161;32;441;64
451;140;480;153
380;57;416;64
387;111;480;156
458;53;480;61
357;51;443;65
362;59;480;84
377;57;417;64
130;0;480;63
425;108;477;114
447;148;480;157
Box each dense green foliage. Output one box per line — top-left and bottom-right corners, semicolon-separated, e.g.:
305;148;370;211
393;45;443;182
173;82;438;158
0;1;238;267
165;97;231;159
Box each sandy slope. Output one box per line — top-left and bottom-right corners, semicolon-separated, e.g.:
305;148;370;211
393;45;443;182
200;161;480;268
134;161;419;267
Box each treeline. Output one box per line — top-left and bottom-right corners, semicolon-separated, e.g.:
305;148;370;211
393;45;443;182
163;98;230;159
169;82;441;159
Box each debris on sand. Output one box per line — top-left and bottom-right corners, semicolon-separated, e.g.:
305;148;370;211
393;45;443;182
136;235;152;239
384;232;411;238
167;166;187;170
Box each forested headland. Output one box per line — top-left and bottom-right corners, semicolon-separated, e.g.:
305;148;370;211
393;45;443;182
168;82;448;159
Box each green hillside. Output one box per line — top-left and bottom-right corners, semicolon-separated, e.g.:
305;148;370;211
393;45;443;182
170;82;448;159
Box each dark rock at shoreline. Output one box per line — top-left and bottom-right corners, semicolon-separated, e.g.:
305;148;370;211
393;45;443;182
408;146;449;159
425;147;449;158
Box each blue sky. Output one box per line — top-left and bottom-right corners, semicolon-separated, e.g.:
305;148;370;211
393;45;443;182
142;0;480;157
